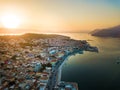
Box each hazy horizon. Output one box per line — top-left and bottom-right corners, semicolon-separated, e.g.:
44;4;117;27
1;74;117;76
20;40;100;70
0;0;120;34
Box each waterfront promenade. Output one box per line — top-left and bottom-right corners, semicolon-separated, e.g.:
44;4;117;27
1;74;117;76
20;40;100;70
46;49;85;90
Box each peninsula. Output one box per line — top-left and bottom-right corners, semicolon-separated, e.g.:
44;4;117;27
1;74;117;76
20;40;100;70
0;33;98;90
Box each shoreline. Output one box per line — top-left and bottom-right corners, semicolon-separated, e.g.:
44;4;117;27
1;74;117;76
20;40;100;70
59;50;83;90
56;47;98;90
52;48;96;90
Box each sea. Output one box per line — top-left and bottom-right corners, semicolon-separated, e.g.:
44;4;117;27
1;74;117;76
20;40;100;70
57;33;120;90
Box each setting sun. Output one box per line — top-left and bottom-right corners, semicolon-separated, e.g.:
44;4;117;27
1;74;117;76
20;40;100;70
1;13;21;29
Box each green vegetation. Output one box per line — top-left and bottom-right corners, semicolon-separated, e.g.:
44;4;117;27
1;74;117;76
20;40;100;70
11;55;17;60
19;42;33;47
40;63;52;72
0;33;69;40
21;33;63;39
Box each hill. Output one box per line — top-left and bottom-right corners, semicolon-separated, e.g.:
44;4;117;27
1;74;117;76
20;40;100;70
0;33;69;39
91;25;120;37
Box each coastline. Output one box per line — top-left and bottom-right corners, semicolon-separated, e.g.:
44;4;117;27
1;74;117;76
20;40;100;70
49;47;98;90
59;50;83;90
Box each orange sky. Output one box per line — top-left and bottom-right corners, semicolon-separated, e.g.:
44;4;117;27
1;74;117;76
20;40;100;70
0;0;120;34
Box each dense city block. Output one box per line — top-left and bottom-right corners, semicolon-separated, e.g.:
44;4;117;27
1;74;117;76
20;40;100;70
0;33;98;90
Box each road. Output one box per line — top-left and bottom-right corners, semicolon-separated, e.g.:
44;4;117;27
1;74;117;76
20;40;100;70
46;54;69;90
46;50;83;90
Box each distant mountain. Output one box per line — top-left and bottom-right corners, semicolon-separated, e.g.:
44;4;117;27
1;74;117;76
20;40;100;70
91;25;120;37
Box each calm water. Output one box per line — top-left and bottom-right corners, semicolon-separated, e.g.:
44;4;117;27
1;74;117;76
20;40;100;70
59;33;120;90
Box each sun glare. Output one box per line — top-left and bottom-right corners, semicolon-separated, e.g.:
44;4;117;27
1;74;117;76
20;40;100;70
1;13;21;29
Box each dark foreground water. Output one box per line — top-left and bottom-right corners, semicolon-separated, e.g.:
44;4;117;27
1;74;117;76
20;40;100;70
59;33;120;90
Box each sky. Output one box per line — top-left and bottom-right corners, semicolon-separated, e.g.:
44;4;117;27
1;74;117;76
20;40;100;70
0;0;120;34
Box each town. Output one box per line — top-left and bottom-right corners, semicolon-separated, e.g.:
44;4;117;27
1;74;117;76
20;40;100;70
0;33;98;90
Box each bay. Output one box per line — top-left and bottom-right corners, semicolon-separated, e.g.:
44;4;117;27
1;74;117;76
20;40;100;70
59;33;120;90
